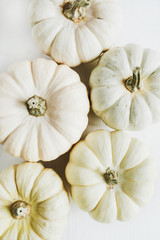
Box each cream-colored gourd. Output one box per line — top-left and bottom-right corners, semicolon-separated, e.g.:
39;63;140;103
30;0;122;67
66;130;156;223
90;44;160;130
0;162;70;239
0;58;89;162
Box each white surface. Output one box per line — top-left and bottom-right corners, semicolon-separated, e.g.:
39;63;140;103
0;0;160;239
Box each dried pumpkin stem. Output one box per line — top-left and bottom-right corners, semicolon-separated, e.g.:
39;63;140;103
11;201;31;219
125;67;141;92
26;95;47;117
63;0;90;22
104;167;118;186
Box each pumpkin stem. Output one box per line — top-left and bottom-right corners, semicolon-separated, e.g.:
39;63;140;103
125;67;141;93
11;201;31;219
26;95;47;117
63;0;90;22
104;167;118;187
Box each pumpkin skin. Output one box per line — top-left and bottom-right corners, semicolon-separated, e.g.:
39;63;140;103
30;0;122;67
0;162;70;239
66;130;156;223
0;58;89;162
90;44;160;130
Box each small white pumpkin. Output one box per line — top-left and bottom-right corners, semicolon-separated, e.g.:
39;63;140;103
66;130;156;223
30;0;122;67
0;58;89;161
90;44;160;130
0;162;70;239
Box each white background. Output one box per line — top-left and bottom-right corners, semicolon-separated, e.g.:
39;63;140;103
0;0;160;240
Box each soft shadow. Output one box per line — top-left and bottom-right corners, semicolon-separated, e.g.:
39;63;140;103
41;151;71;192
73;59;99;91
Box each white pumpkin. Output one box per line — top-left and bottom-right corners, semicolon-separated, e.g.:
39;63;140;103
30;0;122;67
0;162;70;239
0;58;89;162
90;44;160;130
66;130;156;223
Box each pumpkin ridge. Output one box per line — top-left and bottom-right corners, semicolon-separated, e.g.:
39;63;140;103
0;168;18;201
144;89;160;102
17;219;30;239
89;189;106;214
44;115;72;145
46;81;83;99
30;61;36;89
30;59;56;96
119;139;136;170
40;63;60;98
0;73;23;99
84;23;103;49
14;165;20;198
20;120;40;161
3;119;36;158
30;168;63;204
67;162;105;184
69;144;105;173
110;133;114;167
115;191;119;220
121;184;141;206
1;222;16;239
149;88;160;100
35;188;63;205
120;138;148;171
75;26;84;62
8;61;35;94
15;162;44;202
99;93;128;116
123;44;143;72
29;220;43;240
138;92;153;122
83;141;107;168
1;115;28;144
129;94;152;129
29;168;47;203
74;26;82;61
31;17;57;27
71;182;106;188
50;24;68;60
36;120;57;161
98;47;130;76
75;24;102;62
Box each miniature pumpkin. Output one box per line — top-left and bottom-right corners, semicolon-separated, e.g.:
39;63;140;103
66;130;156;223
0;162;70;239
30;0;122;67
0;58;89;161
90;44;160;130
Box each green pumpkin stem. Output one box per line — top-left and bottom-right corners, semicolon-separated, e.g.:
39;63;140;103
26;95;47;117
63;0;90;22
125;67;141;92
104;167;118;186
